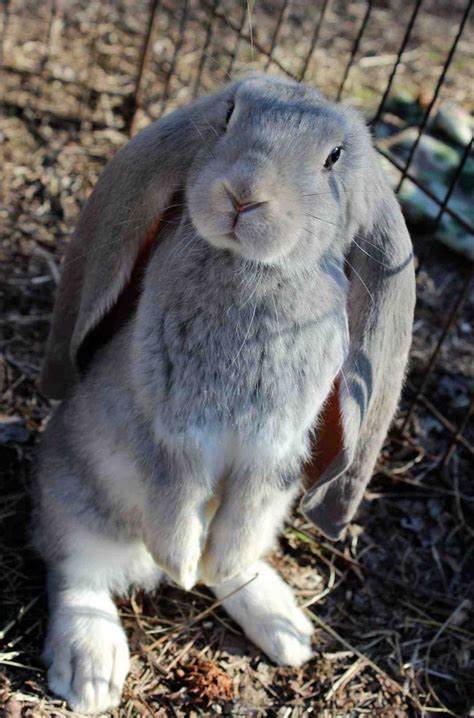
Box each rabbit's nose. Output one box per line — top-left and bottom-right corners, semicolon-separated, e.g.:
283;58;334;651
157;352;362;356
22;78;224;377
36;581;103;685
224;185;268;215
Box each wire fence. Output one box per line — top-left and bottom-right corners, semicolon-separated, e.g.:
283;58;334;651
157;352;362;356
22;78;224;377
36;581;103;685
1;0;473;469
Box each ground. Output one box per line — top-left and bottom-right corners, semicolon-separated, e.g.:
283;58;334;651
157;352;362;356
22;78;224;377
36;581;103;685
0;1;473;716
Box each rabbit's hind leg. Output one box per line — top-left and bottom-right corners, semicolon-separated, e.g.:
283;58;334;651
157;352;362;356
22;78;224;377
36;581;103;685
211;560;314;667
43;527;161;715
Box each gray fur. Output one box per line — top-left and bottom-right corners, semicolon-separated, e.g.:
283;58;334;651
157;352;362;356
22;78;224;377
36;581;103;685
34;75;415;713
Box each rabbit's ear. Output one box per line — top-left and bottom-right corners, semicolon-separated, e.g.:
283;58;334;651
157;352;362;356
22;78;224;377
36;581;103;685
40;93;226;400
301;164;416;540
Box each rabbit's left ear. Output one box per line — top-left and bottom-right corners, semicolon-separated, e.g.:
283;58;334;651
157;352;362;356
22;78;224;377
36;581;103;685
301;161;416;540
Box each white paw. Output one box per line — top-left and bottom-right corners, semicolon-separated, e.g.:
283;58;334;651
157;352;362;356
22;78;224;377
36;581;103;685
255;603;314;667
200;522;262;586
44;609;130;714
155;541;201;590
147;517;203;590
199;545;245;586
212;561;314;667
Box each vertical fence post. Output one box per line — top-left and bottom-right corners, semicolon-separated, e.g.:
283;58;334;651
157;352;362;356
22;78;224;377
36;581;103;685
124;0;161;134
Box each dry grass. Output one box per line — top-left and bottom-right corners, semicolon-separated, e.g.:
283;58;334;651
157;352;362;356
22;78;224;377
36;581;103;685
1;1;473;716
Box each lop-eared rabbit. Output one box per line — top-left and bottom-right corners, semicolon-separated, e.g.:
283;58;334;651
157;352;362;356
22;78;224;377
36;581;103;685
35;75;415;714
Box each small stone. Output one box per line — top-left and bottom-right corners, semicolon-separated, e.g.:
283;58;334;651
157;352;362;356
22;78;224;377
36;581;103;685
427;498;443;519
0;416;31;444
3;698;21;718
432;101;473;147
400;516;424;532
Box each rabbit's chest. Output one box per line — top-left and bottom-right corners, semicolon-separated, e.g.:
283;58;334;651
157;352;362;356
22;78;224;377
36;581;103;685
135;243;349;460
142;284;347;454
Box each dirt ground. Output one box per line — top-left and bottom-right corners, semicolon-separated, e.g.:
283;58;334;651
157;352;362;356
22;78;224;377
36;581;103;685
1;1;473;717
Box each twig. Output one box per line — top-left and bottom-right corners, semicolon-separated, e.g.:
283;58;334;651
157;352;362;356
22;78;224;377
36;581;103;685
325;657;365;700
0;597;39;640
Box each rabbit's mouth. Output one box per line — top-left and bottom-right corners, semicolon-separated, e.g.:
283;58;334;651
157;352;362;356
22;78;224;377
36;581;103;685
192;209;299;264
188;186;302;263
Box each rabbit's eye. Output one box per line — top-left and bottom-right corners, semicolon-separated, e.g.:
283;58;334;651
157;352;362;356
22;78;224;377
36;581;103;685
324;146;342;169
225;101;235;126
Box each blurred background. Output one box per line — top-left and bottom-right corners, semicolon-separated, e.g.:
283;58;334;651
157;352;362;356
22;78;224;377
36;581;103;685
0;1;473;716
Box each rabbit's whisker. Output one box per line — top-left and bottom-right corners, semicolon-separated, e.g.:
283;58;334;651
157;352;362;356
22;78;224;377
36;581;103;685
227;300;257;370
239;264;263;297
233;259;250;279
305;212;339;228
110;204;186;229
63;218;195;272
188;117;217;160
272;294;282;343
199;114;221;138
200;50;233;81
238;267;256;294
343;257;374;305
228;262;263;368
237;259;259;293
353;234;389;257
351;238;390;268
119;201;186;214
302;191;339;198
161;232;196;273
239;267;261;308
165;223;196;265
304;214;390;261
303;225;374;305
116;217;184;232
339;365;351;398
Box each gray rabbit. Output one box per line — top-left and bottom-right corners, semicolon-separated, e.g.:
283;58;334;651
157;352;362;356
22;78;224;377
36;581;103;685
34;75;415;714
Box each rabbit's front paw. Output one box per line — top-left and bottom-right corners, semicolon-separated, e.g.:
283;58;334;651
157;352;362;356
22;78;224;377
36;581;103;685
44;609;130;714
148;525;202;590
157;543;201;590
200;521;258;585
200;544;246;585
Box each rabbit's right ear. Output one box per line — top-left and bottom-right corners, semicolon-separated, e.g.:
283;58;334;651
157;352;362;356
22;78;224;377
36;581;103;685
40;92;227;400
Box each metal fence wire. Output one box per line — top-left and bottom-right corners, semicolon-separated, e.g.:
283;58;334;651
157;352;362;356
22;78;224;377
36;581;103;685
1;0;473;469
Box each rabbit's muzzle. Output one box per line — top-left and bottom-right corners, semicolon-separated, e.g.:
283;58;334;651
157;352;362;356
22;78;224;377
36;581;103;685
188;155;301;263
223;183;268;214
222;182;270;230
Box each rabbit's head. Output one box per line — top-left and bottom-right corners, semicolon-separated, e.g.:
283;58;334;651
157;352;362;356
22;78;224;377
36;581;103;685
187;76;371;265
40;75;415;541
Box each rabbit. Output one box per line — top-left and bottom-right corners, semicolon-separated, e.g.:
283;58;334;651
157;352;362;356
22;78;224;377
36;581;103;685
34;74;415;714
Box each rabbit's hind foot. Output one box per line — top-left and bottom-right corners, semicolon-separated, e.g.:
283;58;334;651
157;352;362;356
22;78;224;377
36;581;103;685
211;560;314;667
43;528;162;713
43;586;130;714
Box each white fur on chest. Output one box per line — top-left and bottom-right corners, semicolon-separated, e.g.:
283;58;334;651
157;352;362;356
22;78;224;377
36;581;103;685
160;406;317;483
196;425;297;480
